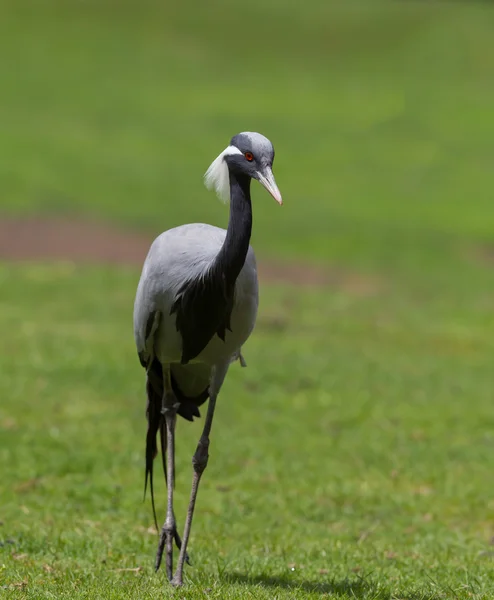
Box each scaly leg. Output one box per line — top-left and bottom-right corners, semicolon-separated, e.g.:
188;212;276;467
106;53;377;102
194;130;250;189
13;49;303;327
155;366;178;581
158;425;190;565
171;362;229;587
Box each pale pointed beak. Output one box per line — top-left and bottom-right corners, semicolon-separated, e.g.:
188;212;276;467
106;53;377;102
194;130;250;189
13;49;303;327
257;167;283;205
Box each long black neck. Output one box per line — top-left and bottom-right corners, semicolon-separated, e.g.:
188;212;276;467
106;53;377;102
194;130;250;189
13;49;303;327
213;171;252;285
172;170;253;365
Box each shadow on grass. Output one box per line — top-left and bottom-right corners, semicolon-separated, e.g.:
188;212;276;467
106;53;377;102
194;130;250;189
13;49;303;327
225;572;435;599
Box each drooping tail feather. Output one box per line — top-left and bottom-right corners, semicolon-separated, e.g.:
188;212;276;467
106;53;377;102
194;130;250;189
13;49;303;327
144;359;163;531
143;356;210;527
159;418;167;486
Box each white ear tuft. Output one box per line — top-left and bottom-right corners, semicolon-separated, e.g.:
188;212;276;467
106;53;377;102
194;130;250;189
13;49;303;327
204;145;242;203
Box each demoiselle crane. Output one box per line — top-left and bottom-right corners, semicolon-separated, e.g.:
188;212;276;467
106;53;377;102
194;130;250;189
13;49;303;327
133;132;282;586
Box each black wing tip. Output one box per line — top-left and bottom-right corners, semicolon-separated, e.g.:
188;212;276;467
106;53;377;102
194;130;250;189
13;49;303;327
170;374;208;422
177;401;201;422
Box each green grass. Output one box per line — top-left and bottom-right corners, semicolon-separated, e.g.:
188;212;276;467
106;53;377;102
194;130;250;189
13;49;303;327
2;0;494;597
1;263;494;599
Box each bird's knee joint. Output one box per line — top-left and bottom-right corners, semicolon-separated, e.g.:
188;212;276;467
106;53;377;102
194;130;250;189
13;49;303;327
161;401;180;416
192;439;209;474
162;516;176;535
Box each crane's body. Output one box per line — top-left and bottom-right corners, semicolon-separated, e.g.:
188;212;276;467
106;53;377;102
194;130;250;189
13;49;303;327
134;223;258;370
133;132;282;587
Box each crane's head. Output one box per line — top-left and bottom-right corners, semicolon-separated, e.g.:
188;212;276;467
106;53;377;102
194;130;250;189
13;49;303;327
204;132;282;205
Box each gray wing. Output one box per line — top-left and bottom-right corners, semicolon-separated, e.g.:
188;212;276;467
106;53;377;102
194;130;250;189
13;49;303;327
134;223;223;363
134;223;258;366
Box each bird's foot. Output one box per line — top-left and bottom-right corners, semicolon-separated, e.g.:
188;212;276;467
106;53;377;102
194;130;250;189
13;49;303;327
171;574;184;588
154;526;172;579
155;525;190;576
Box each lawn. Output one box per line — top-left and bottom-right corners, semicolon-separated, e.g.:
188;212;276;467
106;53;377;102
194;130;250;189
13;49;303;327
1;262;493;599
1;0;494;598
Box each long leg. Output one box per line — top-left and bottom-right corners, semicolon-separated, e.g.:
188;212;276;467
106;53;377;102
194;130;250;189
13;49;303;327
171;362;229;587
155;366;179;581
158;424;190;565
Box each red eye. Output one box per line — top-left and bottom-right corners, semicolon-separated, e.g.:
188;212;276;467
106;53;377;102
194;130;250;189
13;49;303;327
245;152;254;162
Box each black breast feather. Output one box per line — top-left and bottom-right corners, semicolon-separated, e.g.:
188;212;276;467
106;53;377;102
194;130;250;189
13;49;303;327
170;266;235;364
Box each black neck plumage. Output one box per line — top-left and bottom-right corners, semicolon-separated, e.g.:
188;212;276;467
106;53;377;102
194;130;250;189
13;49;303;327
213;171;252;285
172;169;253;365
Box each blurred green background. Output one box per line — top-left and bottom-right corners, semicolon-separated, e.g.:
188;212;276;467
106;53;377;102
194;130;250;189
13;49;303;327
2;0;494;274
1;1;494;598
